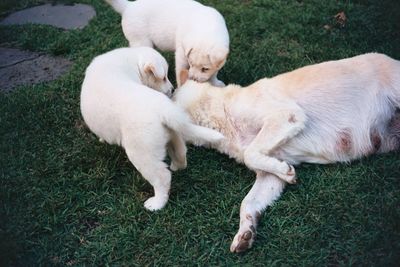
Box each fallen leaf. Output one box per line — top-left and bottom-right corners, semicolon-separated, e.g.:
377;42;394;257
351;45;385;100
334;11;347;27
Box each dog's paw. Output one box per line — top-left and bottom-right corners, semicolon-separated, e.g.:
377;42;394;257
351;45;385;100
170;159;187;171
144;196;167;211
276;162;297;184
230;228;255;253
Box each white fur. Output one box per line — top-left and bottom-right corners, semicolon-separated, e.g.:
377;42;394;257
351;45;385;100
81;47;224;211
105;0;229;86
174;53;400;252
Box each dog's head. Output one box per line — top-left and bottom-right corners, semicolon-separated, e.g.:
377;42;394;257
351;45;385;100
185;45;228;83
138;48;173;96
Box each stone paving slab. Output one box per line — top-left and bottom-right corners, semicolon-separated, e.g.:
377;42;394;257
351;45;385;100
0;47;72;92
0;3;96;30
0;47;40;67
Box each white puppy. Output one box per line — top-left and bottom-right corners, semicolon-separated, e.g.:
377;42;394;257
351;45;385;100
173;53;400;252
80;47;224;211
105;0;229;86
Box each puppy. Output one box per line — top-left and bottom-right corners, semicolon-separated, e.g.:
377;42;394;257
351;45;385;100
105;0;229;86
173;53;400;252
80;47;224;211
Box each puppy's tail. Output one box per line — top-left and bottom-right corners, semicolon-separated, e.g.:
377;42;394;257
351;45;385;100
162;105;224;146
105;0;129;14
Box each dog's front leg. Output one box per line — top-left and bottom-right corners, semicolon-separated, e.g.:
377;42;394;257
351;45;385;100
209;72;225;87
243;108;306;183
230;172;286;253
175;46;189;87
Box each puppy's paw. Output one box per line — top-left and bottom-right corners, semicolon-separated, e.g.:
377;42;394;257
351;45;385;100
230;228;255;253
144;196;168;211
170;159;187;171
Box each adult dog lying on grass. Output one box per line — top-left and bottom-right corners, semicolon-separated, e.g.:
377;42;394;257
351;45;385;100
173;53;400;253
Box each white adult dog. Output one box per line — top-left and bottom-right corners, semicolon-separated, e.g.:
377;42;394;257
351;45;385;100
105;0;229;87
81;47;224;211
173;53;400;252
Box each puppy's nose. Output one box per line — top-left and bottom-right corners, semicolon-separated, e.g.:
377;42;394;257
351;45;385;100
188;74;196;81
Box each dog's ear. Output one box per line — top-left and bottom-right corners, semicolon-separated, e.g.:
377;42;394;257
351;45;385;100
144;62;165;80
185;47;193;58
179;69;189;85
211;47;229;68
214;57;226;69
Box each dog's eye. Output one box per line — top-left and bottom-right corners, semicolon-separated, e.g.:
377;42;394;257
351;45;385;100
163;77;166;81
201;67;209;73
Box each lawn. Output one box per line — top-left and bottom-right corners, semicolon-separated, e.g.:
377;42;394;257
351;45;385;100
1;0;400;265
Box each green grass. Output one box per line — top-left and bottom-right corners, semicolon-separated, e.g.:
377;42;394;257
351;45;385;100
1;0;400;265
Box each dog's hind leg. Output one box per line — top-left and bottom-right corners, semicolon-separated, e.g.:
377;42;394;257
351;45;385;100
230;172;286;253
243;107;306;184
126;146;171;211
167;131;187;171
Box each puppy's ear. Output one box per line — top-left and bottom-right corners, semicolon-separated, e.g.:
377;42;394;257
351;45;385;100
179;69;189;85
185;47;193;58
211;47;229;68
214;57;226;69
144;62;165;80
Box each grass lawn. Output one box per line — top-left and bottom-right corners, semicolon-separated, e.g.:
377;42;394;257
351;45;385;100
1;0;400;265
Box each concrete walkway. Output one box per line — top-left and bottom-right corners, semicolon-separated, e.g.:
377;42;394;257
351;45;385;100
0;4;96;92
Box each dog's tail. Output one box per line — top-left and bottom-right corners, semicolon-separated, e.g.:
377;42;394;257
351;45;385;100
162;104;224;146
105;0;129;14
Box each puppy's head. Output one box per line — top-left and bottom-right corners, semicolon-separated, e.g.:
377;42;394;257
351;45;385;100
138;49;173;96
186;45;228;83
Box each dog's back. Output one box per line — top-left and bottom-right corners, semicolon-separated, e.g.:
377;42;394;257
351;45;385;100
81;48;160;145
106;0;228;49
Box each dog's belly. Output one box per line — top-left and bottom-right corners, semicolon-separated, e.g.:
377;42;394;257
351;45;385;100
272;143;335;165
218;115;336;165
272;121;384;165
152;36;175;51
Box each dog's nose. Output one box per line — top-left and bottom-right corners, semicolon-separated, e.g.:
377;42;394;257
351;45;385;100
188;74;196;81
